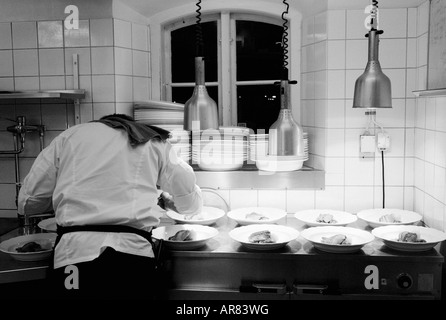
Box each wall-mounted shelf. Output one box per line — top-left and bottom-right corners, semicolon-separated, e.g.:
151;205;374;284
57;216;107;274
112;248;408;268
0;90;85;100
412;88;446;97
192;164;325;190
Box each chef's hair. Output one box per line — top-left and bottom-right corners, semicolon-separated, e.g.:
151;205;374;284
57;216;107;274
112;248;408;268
100;113;135;122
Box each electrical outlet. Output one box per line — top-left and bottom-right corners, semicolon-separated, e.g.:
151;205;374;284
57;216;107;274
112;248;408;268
377;132;390;151
360;134;376;153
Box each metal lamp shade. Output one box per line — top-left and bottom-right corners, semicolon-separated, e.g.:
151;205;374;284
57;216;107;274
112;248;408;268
353;29;392;109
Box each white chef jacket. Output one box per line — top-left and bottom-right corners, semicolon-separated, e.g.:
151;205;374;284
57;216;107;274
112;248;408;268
18;122;202;269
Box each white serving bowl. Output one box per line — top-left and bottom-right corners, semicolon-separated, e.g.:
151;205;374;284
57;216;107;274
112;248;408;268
294;209;357;227
0;233;57;261
166;206;226;225
357;208;422;228
151;224;218;250
227;207;287;226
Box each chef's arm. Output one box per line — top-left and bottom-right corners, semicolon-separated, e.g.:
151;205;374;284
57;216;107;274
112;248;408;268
157;142;202;215
18;141;58;216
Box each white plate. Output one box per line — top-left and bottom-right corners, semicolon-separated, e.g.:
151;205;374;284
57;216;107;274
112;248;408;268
357;208;422;228
0;233;57;261
227;207;287;226
38;217;57;232
300;226;375;253
166;206;226;225
294;210;357;227
229;224;299;250
151;224;218;250
372;225;446;252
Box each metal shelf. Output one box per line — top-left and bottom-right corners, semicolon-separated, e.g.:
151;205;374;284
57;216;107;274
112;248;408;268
192;164;325;190
0;89;85;100
412;88;446;97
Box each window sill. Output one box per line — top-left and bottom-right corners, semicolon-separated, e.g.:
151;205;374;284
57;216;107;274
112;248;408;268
192;163;325;190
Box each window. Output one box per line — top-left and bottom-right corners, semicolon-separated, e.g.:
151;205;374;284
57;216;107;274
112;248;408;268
164;13;285;133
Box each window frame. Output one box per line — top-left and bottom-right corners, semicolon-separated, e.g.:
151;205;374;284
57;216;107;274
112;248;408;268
149;1;302;126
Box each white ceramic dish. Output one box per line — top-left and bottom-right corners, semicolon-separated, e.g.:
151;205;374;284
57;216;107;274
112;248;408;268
151;224;218;250
227;207;287;226
0;233;57;261
357;208;422;228
294;209;357;227
300;226;375;253
229;224;299;251
166;206;226;225
38;217;57;232
372;225;446;252
255;159;304;172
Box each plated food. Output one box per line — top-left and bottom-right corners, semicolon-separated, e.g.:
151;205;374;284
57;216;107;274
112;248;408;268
227;207;287;226
151;224;218;250
300;226;375;253
229;224;299;250
371;225;446;252
357;209;422;228
0;233;57;261
166;206;226;225
294;209;357;227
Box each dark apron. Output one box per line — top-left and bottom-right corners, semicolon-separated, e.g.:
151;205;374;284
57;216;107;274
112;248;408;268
53;224;165;271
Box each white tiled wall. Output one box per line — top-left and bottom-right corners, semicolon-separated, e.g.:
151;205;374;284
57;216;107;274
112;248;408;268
0;17;152;217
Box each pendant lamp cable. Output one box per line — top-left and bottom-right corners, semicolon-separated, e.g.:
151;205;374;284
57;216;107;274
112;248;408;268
195;0;204;57
279;0;296;84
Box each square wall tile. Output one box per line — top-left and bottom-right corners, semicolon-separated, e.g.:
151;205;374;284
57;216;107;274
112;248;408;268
407;39;417;67
327;40;345;70
41;104;67;130
13;49;38;76
115;75;133;102
314;41;327;71
301;44;314;73
315;186;344;210
414;158;425;190
90;19;113;46
79;103;93;123
92;102;116;120
65;48;91;75
0;78;14;91
133;51;149;77
0;50;13;76
374;98;406;128
404;187;414;211
384;69;406;99
0;23;12;49
314;11;327;43
324;157;345;186
381;128;405;157
344;186;374;214
424;130;435;161
345;40;367;69
405;157;414;185
344;128;363;156
114;19;132;48
435;97;446;132
302;16;314;46
39;49;65;76
325;129;345;157
301;72;314;100
114;47;132;75
405;129;415;157
286;190;315;212
345;157;375;185
326;99;345;128
417;33;428;67
12;21;37;49
415;97;426;128
314;71;327;99
14;77;39;90
417;65;427;91
64;20;90;47
38;21;63;48
133;77;149;101
417;1;429;36
91;47;114;74
257;190;286;210
345;69;363;100
229;190;258;209
314;99;326;128
374;157;405;186
380;39;407;69
379;9;407;39
327;70;345;99
132;23;148;51
346;10;367;39
92;75;115;102
327;10;345;40
40;76;66;90
435;131;446;168
433;165;445;201
406;68;417;98
300;100;315;127
408;8;418;38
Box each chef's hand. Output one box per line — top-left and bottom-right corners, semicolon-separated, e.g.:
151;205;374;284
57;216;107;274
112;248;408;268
157;192;178;212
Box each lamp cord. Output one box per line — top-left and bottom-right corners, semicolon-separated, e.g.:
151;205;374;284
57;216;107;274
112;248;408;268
195;0;204;57
281;0;290;79
381;150;385;208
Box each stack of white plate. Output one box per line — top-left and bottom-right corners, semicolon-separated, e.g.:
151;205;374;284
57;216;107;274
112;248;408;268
134;100;184;128
168;129;191;163
249;132;309;172
192;127;249;171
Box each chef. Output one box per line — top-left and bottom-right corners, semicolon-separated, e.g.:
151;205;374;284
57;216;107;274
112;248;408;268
17;113;203;300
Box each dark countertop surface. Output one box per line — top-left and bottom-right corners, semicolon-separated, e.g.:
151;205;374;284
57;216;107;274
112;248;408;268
0;218;19;237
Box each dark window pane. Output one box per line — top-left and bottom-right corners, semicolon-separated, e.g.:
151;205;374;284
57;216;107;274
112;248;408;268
172;86;219;107
236;21;283;81
171;21;218;83
237;85;280;133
